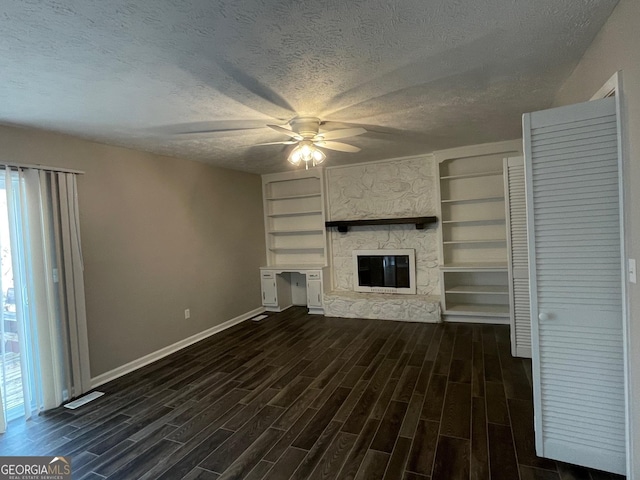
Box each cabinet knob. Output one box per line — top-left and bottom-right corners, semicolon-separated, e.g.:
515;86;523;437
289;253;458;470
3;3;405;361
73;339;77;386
538;312;551;322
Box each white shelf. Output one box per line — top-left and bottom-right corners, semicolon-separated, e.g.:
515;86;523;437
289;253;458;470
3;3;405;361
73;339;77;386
441;195;504;204
444;303;510;317
268;229;324;235
440;262;508;271
267;210;323;218
443;239;507;245
440;170;504;180
445;285;509;295
441;218;505;225
266;193;321;201
269;247;325;253
260;264;326;270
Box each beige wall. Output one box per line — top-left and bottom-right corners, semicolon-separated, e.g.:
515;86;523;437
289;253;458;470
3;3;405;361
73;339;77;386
0;125;266;377
553;0;640;475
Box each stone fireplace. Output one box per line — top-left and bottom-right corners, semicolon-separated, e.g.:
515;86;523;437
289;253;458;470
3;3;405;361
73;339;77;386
322;156;442;322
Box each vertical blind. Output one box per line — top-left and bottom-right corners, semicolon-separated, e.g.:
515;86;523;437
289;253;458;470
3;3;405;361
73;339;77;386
0;166;89;432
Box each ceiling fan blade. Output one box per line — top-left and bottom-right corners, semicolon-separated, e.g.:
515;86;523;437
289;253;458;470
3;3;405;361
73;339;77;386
267;124;303;140
255;141;298;146
315;141;361;153
317;127;367;141
151;120;273;136
175;127;265;135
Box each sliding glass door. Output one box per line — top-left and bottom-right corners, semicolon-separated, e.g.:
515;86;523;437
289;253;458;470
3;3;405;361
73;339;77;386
0;171;27;422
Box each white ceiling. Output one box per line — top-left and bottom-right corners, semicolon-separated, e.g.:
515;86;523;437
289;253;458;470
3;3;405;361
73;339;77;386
0;0;618;174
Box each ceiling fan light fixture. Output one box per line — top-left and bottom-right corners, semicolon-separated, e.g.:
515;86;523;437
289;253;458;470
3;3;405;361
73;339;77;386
288;146;303;166
288;140;325;169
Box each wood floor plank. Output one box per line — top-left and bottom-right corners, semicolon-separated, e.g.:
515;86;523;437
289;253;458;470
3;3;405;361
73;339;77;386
307;431;358;480
199;405;283;474
341;366;366;388
406;419;439;476
420;374;447;422
104;438;182;480
291;387;351;450
431;435;470;480
485;381;509;426
182;467;221;480
334;380;368;423
290;421;342;480
440;382;471;439
432;327;455;376
216;427;283;480
393;366;420;403
342;359;395;434
269;359;312;388
399;394;424;439
414;361;433;396
309;357;345;389
470;397;489;480
268;376;313;408
242;461;274;480
371;377;400;419
264;410;316;462
361;354;385;382
354;450;390;480
74;441;135;479
403;472;430;480
225;388;280;431
370;400;409;453
483;353;502;383
93;425;177;477
487;423;520;480
271;388;320;431
449;359;472;384
309;371;348;409
168;389;247;443
337;418;380;480
382;435;412;480
263;446;308;480
154;429;234;480
471;342;485;398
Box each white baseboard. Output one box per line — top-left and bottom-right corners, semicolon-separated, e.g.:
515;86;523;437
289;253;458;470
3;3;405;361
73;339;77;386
90;306;266;389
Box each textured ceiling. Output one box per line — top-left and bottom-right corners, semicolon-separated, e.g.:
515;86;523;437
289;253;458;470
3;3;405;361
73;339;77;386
0;0;618;174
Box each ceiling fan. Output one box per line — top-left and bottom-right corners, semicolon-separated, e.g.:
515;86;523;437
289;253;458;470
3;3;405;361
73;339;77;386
255;117;367;168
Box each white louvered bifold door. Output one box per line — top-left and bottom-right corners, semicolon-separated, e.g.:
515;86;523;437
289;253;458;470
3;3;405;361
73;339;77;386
504;156;531;358
524;97;625;475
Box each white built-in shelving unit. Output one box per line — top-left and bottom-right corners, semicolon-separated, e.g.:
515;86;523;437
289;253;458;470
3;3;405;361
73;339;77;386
260;169;329;314
262;170;327;266
436;140;522;323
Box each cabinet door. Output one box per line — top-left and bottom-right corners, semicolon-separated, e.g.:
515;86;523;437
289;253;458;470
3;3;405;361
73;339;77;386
261;276;278;307
306;271;323;308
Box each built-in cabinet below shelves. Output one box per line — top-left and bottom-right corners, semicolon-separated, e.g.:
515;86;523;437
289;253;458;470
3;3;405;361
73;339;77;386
436;141;522;323
260;266;329;315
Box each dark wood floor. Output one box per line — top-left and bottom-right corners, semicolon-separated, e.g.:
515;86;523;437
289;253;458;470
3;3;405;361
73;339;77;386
0;307;626;480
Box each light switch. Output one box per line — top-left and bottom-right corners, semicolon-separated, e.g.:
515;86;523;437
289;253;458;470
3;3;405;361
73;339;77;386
629;259;637;284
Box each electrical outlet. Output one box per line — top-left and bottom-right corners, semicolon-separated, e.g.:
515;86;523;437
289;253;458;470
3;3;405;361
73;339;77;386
184;308;191;319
